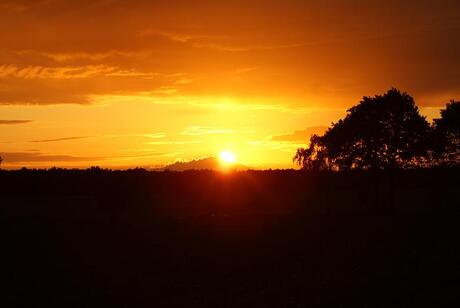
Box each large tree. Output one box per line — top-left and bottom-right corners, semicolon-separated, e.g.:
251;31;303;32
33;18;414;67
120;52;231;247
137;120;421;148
294;89;430;170
432;101;460;165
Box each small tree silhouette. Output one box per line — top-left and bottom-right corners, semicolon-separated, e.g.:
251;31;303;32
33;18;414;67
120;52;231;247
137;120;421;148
294;89;430;170
432;101;460;165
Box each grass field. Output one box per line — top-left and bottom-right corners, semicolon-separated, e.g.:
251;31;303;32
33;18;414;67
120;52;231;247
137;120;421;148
1;168;459;307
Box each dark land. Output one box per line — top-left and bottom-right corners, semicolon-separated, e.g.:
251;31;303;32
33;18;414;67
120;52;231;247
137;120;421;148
1;168;459;307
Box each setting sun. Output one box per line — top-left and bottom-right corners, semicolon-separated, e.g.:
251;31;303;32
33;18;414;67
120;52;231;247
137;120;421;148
219;151;236;164
0;0;456;171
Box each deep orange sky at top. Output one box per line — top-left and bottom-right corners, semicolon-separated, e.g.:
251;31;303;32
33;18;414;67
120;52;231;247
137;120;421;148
0;0;459;168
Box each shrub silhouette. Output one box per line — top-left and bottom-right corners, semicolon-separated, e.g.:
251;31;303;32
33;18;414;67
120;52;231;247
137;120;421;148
294;89;431;170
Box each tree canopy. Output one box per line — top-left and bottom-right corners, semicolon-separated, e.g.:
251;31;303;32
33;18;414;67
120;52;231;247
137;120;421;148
432;101;460;165
294;89;459;170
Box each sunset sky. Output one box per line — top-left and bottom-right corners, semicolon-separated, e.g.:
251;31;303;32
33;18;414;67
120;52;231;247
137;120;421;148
1;0;459;169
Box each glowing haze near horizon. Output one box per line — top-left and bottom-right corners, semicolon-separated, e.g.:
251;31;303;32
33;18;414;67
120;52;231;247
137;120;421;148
0;0;459;169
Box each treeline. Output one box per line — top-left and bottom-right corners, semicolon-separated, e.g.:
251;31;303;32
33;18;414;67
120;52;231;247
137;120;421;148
294;89;459;170
0;168;459;219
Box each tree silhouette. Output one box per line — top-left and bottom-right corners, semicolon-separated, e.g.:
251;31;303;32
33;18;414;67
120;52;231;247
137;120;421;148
293;134;330;170
432;101;460;165
294;89;430;170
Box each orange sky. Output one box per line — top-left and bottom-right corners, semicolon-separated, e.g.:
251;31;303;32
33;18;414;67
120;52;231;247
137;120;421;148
1;0;459;169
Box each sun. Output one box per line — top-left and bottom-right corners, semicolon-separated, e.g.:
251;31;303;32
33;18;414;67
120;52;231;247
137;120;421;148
219;150;236;164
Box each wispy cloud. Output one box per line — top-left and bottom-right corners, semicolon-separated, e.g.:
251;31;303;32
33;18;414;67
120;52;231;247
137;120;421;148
96;133;165;140
234;67;258;74
0;151;165;165
138;133;165;139
191;41;315;52
92;94;295;112
108;152;166;161
248;140;306;153
0;151;100;163
15;50;150;62
0;64;177;81
0;120;32;125
270;126;327;142
247;126;328;153
0;0;50;12
29;133;165;143
146;140;205;145
181;126;238;136
139;30;225;43
30;136;89;143
0;65;116;79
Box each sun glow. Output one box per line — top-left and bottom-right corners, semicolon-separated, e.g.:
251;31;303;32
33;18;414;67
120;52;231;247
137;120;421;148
219;151;236;164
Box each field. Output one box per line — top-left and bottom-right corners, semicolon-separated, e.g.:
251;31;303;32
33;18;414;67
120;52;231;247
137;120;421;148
1;168;459;307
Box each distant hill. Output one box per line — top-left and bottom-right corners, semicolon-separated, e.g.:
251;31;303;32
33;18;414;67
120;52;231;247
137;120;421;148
160;156;249;171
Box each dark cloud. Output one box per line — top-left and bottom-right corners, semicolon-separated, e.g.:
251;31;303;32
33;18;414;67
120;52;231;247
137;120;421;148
30;136;89;143
0;151;168;167
0;152;100;163
0;120;32;125
0;0;459;106
271;126;328;142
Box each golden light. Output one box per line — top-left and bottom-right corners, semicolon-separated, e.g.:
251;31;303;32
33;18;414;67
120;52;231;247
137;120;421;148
219;151;236;164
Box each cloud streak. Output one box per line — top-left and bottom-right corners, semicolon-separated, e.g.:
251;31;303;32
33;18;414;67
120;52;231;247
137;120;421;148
0;120;33;125
30;136;89;143
181;126;238;136
0;152;100;163
0;65;117;79
271;126;328;142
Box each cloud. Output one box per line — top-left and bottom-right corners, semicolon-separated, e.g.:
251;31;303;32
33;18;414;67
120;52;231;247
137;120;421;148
0;120;33;125
180;126;239;136
15;50;145;62
190;41;321;52
106;152;166;161
0;151;100;163
248;140;305;153
0;67;191;105
146;140;205;145
0;65;118;79
94;133;166;140
246;126;329;154
234;67;258;74
0;1;460;107
138;133;165;139
140;30;225;44
0;0;50;12
29;133;165;143
271;126;328;142
29;136;89;143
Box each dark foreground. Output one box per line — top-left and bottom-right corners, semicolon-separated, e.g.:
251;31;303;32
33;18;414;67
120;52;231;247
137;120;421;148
1;168;459;307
